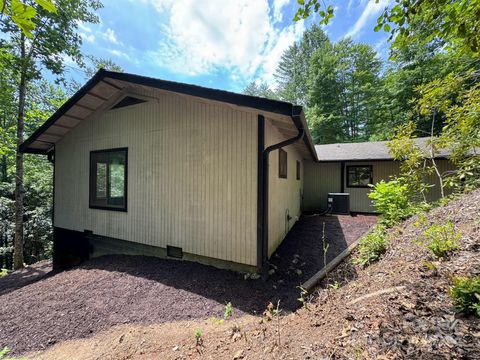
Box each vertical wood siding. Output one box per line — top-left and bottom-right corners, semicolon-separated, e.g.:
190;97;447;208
265;120;303;257
303;161;341;212
303;159;455;213
344;161;400;212
55;89;258;266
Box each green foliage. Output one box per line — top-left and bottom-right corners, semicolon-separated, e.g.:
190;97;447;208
353;225;388;266
276;25;384;144
295;0;480;58
242;82;278;100
0;79;61;269
1;0;103;81
368;180;415;227
421;222;460;259
223;302;232;320
379;0;480;57
0;268;8;277
0;0;56;37
194;328;202;346
263;301;282;321
417;72;480;192
296;286;309;310
0;346;26;360
449;276;480;317
328;280;340;290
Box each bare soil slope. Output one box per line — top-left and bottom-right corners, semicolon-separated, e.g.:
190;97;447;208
28;189;480;359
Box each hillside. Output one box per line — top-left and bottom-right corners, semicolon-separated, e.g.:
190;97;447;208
27;189;480;359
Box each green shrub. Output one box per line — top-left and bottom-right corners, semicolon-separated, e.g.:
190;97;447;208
449;276;480;317
223;302;232;320
368;180;415;227
422;222;460;259
0;347;26;360
353;225;388;266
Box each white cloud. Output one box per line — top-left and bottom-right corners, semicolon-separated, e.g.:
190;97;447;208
344;0;389;39
146;0;303;85
104;28;119;44
273;0;291;23
80;32;95;43
107;49;130;60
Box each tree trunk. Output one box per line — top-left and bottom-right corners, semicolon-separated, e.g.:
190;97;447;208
0;155;7;182
13;34;27;270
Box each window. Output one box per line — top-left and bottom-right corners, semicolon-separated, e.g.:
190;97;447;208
296;160;301;180
347;165;373;188
90;148;128;211
279;148;287;178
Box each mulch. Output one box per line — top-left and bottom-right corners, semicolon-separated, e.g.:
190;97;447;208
0;214;375;355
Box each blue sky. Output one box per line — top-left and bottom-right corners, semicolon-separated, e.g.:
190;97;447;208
71;0;390;92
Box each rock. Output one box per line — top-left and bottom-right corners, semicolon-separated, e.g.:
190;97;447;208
269;269;275;276
233;349;244;359
172;345;179;351
296;269;303;276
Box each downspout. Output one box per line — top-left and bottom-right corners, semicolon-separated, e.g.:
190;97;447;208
47;146;55;245
259;111;305;280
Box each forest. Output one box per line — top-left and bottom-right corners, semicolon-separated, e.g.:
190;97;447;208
1;0;479;271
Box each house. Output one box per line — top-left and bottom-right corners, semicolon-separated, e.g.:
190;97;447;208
20;70;453;274
20;70;317;274
303;139;455;213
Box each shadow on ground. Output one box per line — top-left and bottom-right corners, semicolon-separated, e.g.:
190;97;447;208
0;214;375;355
0;260;53;296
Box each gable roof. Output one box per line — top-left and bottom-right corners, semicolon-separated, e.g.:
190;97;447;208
20;69;317;160
314;138;451;162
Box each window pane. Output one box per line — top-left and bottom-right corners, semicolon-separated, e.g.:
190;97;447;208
357;167;371;185
96;163;107;198
109;163;125;199
279;149;287;178
347;166;372;187
90;148;127;211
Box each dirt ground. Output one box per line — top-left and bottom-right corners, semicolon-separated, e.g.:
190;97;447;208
0;214;375;356
25;190;480;360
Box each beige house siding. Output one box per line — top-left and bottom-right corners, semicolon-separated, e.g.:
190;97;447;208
265;119;303;257
303;159;455;213
54;90;258;267
303;161;341;212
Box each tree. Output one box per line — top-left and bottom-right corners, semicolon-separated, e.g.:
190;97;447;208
0;0;56;37
242;81;278;100
0;0;102;269
275;25;330;105
67;55;123;94
0;60;17;182
294;0;480;57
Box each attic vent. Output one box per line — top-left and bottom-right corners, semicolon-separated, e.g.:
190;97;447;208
111;96;146;109
167;245;183;259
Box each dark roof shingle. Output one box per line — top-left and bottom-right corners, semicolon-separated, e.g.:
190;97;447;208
314;138;451;161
